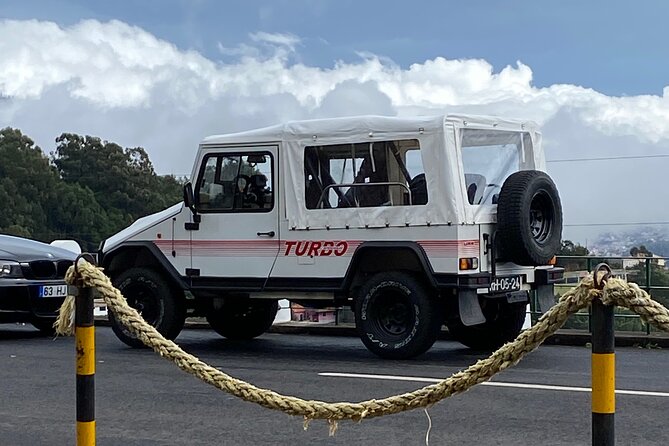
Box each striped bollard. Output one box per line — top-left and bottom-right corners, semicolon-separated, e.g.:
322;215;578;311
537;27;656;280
592;264;614;446
75;286;96;445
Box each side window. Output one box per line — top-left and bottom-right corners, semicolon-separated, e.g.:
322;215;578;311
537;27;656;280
304;139;427;209
461;130;522;205
196;152;274;212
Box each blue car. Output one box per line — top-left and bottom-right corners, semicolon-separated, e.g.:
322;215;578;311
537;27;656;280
0;235;78;333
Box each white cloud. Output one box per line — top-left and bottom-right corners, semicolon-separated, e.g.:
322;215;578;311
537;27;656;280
2;18;669;241
3;18;669;143
249;31;301;50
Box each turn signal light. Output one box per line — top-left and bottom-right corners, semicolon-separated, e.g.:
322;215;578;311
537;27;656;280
459;257;479;270
548;256;557;265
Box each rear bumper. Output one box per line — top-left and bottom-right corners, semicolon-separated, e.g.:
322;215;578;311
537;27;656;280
435;267;565;291
534;267;566;286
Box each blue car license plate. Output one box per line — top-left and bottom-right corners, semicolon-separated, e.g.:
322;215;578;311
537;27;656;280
39;285;68;298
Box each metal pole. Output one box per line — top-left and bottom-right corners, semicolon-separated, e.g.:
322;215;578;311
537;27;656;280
75;287;96;446
645;258;652;335
587;258;593;333
592;297;615;445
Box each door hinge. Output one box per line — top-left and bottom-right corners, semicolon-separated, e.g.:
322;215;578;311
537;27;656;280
185;268;200;277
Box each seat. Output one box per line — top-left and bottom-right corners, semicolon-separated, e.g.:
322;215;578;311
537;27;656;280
249;174;269;208
464;173;487;205
409;173;428;205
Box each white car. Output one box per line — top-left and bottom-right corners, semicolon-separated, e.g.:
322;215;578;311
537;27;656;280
99;114;564;358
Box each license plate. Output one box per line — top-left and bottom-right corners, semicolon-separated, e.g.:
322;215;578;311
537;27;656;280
39;285;69;298
489;276;522;293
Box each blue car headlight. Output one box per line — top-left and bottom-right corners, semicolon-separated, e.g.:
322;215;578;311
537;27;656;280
0;261;23;278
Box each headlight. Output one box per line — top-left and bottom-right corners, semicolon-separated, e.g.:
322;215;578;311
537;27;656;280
0;261;23;278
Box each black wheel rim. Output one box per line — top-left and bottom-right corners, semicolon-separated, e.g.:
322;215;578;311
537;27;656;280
529;190;553;244
124;283;162;326
369;289;414;337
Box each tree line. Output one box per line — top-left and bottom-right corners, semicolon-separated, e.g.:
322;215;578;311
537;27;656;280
0;127;183;251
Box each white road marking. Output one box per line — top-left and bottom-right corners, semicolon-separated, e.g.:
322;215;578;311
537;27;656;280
318;372;669;398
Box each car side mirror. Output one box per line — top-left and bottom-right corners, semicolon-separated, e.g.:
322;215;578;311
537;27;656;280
183;182;196;213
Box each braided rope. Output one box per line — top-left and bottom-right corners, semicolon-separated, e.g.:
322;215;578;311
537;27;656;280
56;262;669;423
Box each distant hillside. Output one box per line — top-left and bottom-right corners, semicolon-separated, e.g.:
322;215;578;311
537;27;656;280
589;227;669;257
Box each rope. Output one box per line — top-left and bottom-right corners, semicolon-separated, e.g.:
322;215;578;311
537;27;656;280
55;261;669;423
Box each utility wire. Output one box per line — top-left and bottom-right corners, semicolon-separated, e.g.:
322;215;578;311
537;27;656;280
564;222;669;227
547;154;669;163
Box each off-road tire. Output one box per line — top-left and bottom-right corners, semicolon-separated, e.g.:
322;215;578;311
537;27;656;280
110;267;186;348
206;300;278;340
446;299;526;350
355;272;442;359
497;170;562;265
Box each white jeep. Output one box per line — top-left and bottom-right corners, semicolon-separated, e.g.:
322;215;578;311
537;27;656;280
100;114;564;359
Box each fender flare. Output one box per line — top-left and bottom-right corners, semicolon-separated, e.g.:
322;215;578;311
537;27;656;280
100;241;188;289
342;241;437;291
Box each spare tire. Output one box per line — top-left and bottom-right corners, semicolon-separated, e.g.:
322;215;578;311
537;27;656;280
496;170;562;265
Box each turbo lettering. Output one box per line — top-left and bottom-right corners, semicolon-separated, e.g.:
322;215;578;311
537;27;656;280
295;241;309;256
283;240;349;257
321;241;334;256
334;241;348;256
307;242;322;257
284;240;298;256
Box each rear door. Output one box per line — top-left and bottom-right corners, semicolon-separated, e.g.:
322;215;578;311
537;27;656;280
190;146;279;285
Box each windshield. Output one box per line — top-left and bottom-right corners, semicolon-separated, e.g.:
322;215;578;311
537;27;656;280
461;129;527;205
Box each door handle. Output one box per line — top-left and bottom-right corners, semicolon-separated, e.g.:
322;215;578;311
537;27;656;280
257;231;276;237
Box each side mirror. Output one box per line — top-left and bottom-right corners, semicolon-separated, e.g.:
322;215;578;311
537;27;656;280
183;182;196;213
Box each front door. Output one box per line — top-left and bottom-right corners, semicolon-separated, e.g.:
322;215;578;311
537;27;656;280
190;146;279;285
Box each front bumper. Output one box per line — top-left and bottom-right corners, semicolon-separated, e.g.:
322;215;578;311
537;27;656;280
0;279;69;321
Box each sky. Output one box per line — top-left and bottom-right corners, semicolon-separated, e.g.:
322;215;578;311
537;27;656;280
1;0;669;245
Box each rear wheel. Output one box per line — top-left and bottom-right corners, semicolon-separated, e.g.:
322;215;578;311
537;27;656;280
110;267;186;348
446;298;526;350
206;300;278;340
355;272;442;359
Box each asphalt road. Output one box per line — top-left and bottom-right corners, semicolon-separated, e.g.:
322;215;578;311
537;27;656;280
0;325;668;446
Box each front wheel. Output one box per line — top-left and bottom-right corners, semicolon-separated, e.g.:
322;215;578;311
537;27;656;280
446;298;527;350
110;267;186;348
355;272;442;359
206;299;278;340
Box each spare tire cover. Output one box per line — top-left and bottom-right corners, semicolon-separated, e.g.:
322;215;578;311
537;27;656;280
496;170;562;266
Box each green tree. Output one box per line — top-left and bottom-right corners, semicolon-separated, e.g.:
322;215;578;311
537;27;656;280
51;134;182;226
0;127;58;239
0;128;183;251
556;240;590;272
630;245;653;257
558;240;590;256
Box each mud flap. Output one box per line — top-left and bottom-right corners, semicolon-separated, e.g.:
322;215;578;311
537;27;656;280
536;285;556;312
458;290;486;327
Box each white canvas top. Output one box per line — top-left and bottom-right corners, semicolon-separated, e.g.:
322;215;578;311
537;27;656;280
201;114;538;146
199;114;544;230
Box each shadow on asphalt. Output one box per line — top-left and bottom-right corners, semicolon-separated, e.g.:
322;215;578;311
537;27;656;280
0;325;53;340
112;331;493;368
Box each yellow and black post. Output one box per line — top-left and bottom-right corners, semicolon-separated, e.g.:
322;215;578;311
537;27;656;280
75;286;96;445
592;264;614;446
